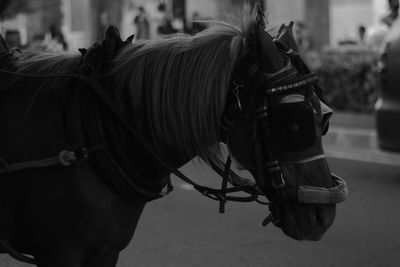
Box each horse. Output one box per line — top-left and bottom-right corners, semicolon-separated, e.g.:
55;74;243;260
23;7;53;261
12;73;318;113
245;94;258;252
0;6;347;267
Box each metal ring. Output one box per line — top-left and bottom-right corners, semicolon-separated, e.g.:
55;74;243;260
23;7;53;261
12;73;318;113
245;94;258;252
59;150;75;166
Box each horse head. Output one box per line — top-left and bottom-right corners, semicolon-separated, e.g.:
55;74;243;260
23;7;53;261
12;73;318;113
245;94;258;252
222;10;346;241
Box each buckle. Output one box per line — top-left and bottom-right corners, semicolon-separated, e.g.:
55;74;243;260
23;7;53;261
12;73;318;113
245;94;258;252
272;173;286;189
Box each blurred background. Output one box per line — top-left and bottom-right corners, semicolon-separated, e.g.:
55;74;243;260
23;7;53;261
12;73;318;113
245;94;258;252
1;0;400;266
2;0;398;179
0;0;391;51
0;0;394;116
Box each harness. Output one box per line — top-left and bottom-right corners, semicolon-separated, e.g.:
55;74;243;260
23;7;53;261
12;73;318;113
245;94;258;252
0;28;271;204
0;24;347;264
0;25;347;209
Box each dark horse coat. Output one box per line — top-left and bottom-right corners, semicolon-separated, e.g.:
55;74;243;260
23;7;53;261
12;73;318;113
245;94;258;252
0;29;162;266
0;9;346;265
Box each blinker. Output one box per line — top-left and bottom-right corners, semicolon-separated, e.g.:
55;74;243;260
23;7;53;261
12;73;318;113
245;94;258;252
274;100;316;152
320;100;333;135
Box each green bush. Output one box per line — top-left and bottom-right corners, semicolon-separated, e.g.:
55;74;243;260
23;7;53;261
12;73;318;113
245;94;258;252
309;47;380;113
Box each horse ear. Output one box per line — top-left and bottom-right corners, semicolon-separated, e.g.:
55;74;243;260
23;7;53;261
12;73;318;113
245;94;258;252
249;9;286;73
102;26;125;60
277;21;294;37
275;21;299;52
288;21;295;32
0;34;9;53
277;23;286;37
78;48;87;55
242;5;286;73
125;34;135;44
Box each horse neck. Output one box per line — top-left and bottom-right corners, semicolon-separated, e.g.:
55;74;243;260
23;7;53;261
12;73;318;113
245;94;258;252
114;94;220;178
109;39;232;174
125;104;204;173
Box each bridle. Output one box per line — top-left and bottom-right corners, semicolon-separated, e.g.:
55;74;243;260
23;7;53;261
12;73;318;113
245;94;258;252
219;38;347;224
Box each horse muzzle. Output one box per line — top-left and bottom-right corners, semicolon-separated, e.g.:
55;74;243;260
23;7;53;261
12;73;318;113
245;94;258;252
274;201;337;241
284;174;346;240
264;158;348;241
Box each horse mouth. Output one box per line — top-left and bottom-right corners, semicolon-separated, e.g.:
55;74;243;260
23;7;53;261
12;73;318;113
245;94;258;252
265;159;344;241
273;202;336;241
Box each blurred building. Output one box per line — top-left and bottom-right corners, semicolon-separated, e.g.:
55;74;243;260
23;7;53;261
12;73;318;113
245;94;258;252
0;0;391;51
330;0;387;47
0;0;63;47
266;0;329;51
62;0;122;51
0;14;28;46
119;0;264;40
266;0;388;49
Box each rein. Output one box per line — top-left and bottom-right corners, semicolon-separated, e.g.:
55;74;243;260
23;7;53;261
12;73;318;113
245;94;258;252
0;58;268;266
0;43;347;210
0;148;97;173
0;65;268;208
78;63;267;205
0;29;347;216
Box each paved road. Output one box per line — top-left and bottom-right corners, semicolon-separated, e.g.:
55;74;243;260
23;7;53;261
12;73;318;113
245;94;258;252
116;158;400;267
1;157;400;267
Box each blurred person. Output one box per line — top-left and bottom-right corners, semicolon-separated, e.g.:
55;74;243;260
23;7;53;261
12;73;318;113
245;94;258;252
157;17;178;35
294;22;313;54
189;12;206;35
26;25;66;53
383;15;400;45
382;0;399;27
49;24;68;50
358;25;367;45
157;1;166;12
26;33;47;51
380;15;400;56
171;6;185;32
366;25;389;51
134;6;150;40
5;30;21;48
